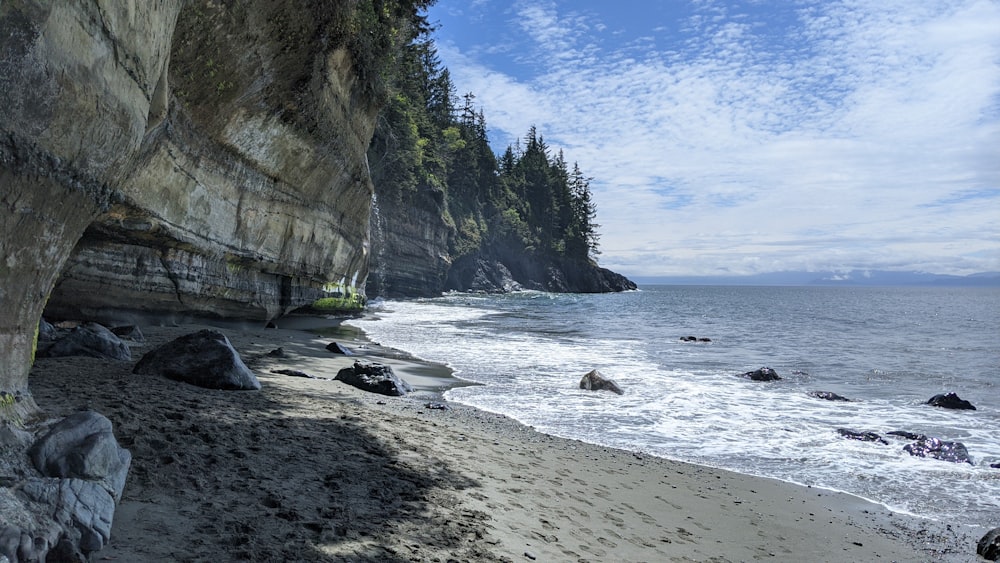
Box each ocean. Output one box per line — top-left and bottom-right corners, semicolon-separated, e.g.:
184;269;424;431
347;285;1000;530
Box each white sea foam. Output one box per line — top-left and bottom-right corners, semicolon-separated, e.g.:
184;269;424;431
348;286;1000;528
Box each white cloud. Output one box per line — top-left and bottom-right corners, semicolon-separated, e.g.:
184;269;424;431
433;0;1000;276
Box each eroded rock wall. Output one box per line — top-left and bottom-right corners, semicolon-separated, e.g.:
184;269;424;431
47;2;377;323
1;0;183;416
1;0;386;416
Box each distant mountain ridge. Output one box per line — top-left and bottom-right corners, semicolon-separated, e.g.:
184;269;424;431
631;270;1000;287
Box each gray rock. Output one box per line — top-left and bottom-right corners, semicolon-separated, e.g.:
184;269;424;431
21;478;115;553
28;411;131;501
740;367;781;381
980;527;1000;561
335;361;411;396
133;330;261;390
579;370;624;395
38;318;57;342
836;428;887;444
809;391;851;401
902;436;973;464
37;323;131;361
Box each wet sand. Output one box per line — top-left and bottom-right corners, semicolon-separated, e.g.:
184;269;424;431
27;319;976;562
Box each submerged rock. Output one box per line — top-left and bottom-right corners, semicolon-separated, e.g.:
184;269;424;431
903;436;973;464
740;367;781;381
133;330;261;390
37;322;131;361
979;527;1000;561
887;430;925;441
836;428;888;445
810;391;851;402
335;361;411;397
579;370;624;395
926;392;976;410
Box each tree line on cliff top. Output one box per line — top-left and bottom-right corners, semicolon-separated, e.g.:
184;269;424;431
367;6;602;269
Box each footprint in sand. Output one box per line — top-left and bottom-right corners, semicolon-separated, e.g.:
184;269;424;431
596;536;618;548
539;519;559;531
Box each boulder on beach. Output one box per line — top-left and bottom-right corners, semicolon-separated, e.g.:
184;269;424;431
22;410;132;555
902;436;973;464
740;367;781;381
326;342;352;355
133;329;261;390
926;392;976;410
810;391;851;402
836;428;887;445
335;361;412;396
37;322;132;361
579;370;624;395
979;527;1000;561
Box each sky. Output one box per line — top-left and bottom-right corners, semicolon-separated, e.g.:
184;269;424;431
425;0;1000;278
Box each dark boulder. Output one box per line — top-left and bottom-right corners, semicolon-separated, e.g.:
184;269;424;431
335;361;411;396
837;428;888;444
992;462;1000;469
133;329;261;390
740;367;781;381
37;322;131;361
326;342;352;355
679;336;711;342
902;436;973;464
979;527;1000;561
28;410;131;501
809;391;851;402
110;324;144;342
926;392;976;410
579;370;624;395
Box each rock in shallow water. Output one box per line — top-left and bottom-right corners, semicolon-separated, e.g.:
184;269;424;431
926;392;976;410
979;527;1000;561
579;369;624;395
837;428;888;445
740;367;781;381
902;436;973;464
809;391;851;401
133;330;261;390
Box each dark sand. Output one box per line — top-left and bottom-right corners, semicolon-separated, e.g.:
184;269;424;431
25;319;978;562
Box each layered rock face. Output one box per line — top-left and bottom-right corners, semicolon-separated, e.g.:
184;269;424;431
368;194;452;298
1;1;381;417
1;0;184;417
46;3;376;323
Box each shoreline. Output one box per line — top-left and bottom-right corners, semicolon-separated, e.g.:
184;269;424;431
28;317;979;562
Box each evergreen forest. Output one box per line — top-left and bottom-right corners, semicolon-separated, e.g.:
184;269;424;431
367;21;604;281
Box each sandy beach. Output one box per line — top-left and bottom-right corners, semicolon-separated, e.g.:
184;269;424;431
26;318;976;562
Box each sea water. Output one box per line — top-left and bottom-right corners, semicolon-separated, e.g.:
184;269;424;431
347;285;1000;529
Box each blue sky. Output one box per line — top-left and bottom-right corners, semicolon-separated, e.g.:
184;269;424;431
426;0;1000;278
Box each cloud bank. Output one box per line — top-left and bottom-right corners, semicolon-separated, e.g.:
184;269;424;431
429;0;1000;276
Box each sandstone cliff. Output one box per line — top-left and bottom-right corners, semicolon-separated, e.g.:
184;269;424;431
0;0;410;420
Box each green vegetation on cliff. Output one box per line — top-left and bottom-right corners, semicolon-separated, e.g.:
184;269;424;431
368;23;611;295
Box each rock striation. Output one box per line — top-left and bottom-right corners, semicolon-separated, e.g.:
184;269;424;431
1;1;397;419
